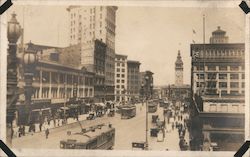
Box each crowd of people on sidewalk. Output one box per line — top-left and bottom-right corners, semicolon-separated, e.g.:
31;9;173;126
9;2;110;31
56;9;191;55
163;102;190;151
13;101;118;139
13;111;82;139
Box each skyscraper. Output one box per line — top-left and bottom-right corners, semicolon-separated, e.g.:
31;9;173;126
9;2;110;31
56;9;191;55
127;60;141;101
67;6;118;100
115;54;128;102
175;50;183;86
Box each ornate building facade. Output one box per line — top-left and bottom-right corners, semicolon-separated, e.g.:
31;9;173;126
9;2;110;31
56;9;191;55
17;42;95;125
190;26;245;151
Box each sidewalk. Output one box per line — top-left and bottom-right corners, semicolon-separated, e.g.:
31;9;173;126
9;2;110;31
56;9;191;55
13;114;89;139
148;105;190;151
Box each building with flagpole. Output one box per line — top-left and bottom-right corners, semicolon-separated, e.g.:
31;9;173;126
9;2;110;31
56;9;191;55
190;26;245;151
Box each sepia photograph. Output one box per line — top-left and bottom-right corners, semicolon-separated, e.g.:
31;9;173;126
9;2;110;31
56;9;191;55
3;1;247;156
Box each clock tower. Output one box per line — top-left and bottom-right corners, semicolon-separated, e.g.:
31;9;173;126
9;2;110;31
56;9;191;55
175;50;183;86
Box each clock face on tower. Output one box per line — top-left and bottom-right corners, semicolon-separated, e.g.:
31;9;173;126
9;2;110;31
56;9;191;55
175;70;183;85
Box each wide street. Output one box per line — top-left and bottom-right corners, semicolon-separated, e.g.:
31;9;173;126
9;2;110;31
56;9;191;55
13;102;189;151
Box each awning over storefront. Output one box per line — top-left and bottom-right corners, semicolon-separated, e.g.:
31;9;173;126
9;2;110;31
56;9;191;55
106;101;113;104
31;107;51;112
68;104;79;108
203;125;244;135
95;103;106;107
60;107;69;110
86;103;91;106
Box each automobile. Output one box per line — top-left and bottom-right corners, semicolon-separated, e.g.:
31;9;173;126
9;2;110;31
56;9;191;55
210;142;219;151
96;111;104;117
152;115;159;123
179;137;189;151
150;127;159;137
121;105;136;119
108;109;115;117
87;113;95;120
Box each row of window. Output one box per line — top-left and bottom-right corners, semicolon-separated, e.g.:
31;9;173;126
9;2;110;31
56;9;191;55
32;87;93;99
218;82;245;88
116;68;140;74
116;68;126;72
210;38;227;43
196;82;245;88
116;74;125;78
197;73;245;80
194;49;244;57
128;69;140;73
116;85;125;89
116;79;125;83
34;71;94;86
116;90;126;94
196;65;244;71
116;62;125;67
70;29;103;40
208;104;243;113
90;7;103;14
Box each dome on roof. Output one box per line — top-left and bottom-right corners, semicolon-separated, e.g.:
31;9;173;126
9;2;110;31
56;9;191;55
212;26;226;35
210;26;229;44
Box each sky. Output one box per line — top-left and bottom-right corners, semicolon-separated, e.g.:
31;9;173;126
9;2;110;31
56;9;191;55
7;6;245;86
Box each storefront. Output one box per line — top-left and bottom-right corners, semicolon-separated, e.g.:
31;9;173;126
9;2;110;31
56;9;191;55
16;99;51;125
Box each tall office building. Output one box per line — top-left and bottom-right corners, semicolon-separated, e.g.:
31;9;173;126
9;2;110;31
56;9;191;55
190;26;245;151
127;60;141;101
67;6;118;100
115;54;128;102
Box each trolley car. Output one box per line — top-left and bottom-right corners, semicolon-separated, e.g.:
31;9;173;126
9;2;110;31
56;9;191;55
148;103;157;113
160;100;169;108
121;105;136;119
60;124;115;150
29;108;51;124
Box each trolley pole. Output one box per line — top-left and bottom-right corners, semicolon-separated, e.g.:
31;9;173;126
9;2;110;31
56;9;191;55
140;74;153;150
64;82;66;124
145;99;148;150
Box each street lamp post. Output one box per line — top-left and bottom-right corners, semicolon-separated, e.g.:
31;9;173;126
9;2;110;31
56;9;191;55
7;13;21;146
23;46;37;125
103;85;106;103
141;75;153;150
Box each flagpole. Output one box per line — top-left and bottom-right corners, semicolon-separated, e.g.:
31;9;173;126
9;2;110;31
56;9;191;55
202;14;206;95
203;14;205;44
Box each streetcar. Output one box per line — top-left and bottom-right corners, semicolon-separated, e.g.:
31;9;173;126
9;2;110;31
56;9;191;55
163;108;172;117
160;101;170;108
148;103;157;113
120;105;136;119
60;124;115;150
29;108;51;124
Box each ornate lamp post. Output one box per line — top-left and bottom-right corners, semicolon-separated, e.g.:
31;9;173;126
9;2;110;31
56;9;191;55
141;75;153;150
122;88;126;104
63;82;67;124
23;45;37;124
103;85;107;103
7;13;21;146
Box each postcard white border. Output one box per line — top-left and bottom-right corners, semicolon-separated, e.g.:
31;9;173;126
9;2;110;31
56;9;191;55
0;0;248;157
